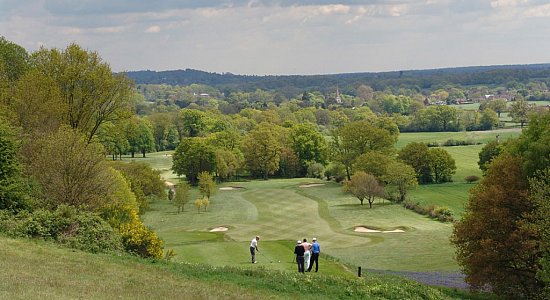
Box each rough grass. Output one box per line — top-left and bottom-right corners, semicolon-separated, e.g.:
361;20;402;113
396;129;520;149
1;235;499;300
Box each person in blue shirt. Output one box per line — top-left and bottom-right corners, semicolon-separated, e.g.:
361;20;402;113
307;237;320;272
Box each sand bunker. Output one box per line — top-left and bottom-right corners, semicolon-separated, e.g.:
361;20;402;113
354;226;404;233
299;183;325;188
219;186;244;190
209;226;228;232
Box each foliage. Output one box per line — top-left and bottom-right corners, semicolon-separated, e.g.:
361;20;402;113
289;122;328;176
306;162;325;179
24;126;115;210
428;148;456;183
402;201;454;222
464;175;480;183
198;171;216;199
383;161;418;203
0;118;29;211
452;154;542;298
509;97;532;128
324;163;347;182
110;161;166;214
529;169;550;299
193;197;210;213
477;141;503;174
101;168;163;259
331;120;396;180
343;171;385;208
174;182;191;213
0;36;29;81
0;205;123;253
353;151;393;180
513;112;550;177
241;123;283;179
172;137;217;185
398;142;432;183
30;43;134;143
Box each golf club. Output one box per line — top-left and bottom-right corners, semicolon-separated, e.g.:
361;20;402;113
258;251;278;263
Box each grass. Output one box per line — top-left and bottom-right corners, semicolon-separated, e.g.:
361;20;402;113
0;235;497;300
143;178;460;273
396;129;520;149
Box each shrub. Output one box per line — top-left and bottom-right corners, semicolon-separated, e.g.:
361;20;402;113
402;201;454;222
0;205;123;253
464;175;480;183
307;162;325;179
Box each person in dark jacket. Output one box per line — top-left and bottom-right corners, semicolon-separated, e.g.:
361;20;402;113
294;240;305;273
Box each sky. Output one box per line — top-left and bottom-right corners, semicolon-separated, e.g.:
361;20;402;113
2;0;550;75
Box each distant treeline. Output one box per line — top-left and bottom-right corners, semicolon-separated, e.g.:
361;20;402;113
125;64;550;96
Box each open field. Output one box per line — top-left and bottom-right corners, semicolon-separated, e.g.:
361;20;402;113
396;128;521;149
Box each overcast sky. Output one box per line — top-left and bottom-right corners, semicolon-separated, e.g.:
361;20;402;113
2;0;550;75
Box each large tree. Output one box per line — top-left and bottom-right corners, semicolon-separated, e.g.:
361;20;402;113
452;155;542;297
382;161;418;203
241;123;283;179
331;120;395;180
509;97;532;128
428;148;456;183
172;137;217;185
398;142;432;183
31;43;134;143
289;122;328;176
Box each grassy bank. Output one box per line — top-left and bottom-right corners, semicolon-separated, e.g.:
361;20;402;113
0;235;496;299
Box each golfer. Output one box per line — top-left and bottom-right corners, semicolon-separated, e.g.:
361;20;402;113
307;237;320;272
250;236;260;263
294;240;305;273
302;238;311;270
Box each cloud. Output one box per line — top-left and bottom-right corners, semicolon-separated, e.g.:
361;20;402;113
145;25;161;33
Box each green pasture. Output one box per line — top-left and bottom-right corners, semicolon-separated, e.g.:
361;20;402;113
396;128;520;149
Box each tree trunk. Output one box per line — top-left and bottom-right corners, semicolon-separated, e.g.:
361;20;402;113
142;148;146;158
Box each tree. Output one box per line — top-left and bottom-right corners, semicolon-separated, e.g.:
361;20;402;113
126;117;155;158
398;142;432;183
31;43;134;143
331;120;396;180
0;36;29;82
25;126;115;210
0;118;29;211
479;108;499;130
172;137;217;185
198;171;216;200
485;98;507;118
509;97;532;128
514;112;550;177
428;148;456;183
478;141;503;174
353;151;393;180
241;123;283;179
174;182;191;213
12;69;65;135
178;108;206;137
528;169;550;299
383;161;418;203
96;121;129;160
289;122;328;176
452;155;541;298
343;171;385;208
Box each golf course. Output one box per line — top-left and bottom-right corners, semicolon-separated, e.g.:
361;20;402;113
137;128;521;289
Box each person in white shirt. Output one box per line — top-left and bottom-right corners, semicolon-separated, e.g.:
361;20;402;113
250;236;260;263
302;238;311;270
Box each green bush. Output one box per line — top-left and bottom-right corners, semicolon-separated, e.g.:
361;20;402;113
0;205;123;253
464;175;480;183
402;201;454;222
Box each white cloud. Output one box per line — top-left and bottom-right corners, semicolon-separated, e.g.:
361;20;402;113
317;4;351;15
145;25;161;33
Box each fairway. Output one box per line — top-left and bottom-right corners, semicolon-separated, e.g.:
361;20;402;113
143;178;459;275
